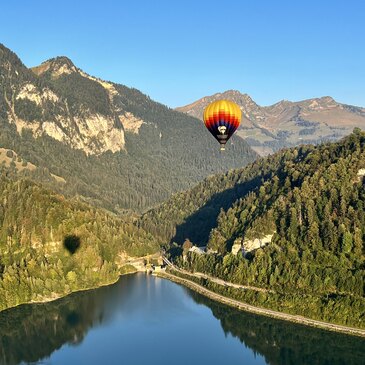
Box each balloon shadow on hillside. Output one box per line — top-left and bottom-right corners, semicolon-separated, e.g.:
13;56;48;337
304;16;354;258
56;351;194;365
64;235;81;255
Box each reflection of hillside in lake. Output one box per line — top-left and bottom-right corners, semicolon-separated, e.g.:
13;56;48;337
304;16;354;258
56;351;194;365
0;274;363;365
186;289;365;365
0;276;128;365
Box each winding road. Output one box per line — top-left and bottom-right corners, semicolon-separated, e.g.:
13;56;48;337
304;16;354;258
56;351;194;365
159;257;365;338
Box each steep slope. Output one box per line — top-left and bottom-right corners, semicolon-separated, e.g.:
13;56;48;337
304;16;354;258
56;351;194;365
1;51;124;155
140;149;282;245
0;44;257;212
0;171;158;312
141;130;365;328
176;90;365;156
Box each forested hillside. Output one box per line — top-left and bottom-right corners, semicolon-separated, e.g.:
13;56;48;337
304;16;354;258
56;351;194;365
141;130;365;328
0;171;158;312
0;44;257;212
140;147;283;245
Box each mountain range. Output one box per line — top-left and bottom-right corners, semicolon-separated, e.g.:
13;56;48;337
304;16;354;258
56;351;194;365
0;44;256;212
176;90;365;155
1;43;364;330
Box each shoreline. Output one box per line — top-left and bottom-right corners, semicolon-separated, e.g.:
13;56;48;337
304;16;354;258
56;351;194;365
154;270;365;338
0;253;160;313
3;267;365;339
0;268;140;314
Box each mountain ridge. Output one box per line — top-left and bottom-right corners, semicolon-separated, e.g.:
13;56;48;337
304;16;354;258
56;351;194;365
176;90;365;155
31;56;78;78
0;44;257;212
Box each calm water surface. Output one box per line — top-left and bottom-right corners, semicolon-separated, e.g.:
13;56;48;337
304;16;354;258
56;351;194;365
0;274;364;365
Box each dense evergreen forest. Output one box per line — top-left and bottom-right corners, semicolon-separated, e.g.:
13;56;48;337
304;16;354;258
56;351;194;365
0;171;158;312
141;130;365;328
0;44;256;213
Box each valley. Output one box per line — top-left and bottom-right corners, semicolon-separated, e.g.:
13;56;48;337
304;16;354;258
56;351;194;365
0;43;364;355
1;2;365;364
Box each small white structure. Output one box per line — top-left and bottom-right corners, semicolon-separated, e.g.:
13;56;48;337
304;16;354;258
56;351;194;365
153;265;165;272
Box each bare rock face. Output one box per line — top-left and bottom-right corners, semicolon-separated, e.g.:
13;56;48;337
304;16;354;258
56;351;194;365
3;55;132;155
243;234;274;253
118;112;144;134
10;81;126;155
231;239;243;255
16;83;59;104
231;234;274;256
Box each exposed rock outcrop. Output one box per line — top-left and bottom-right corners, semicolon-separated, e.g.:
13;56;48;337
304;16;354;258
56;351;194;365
231;234;274;256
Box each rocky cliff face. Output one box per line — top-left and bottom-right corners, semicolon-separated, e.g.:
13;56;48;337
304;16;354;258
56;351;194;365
176;90;365;155
231;234;274;256
2;52;140;154
0;51;151;155
0;50;129;154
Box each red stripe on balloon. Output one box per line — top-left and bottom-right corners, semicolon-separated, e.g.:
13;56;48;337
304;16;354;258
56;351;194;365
205;112;240;130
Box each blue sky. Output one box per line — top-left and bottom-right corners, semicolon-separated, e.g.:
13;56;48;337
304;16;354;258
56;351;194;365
1;0;364;107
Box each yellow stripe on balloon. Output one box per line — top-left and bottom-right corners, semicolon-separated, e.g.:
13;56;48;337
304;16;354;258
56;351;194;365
203;99;242;123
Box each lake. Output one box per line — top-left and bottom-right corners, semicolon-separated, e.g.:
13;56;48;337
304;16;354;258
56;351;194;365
0;273;364;365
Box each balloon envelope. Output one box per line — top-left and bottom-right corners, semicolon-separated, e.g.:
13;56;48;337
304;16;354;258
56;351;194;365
203;100;241;150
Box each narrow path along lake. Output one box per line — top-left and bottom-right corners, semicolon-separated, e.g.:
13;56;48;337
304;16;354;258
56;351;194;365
0;273;364;365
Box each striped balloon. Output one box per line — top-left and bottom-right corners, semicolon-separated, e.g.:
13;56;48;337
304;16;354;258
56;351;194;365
203;100;241;151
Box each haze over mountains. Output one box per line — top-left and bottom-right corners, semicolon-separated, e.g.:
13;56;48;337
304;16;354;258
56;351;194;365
176;90;365;155
0;44;256;212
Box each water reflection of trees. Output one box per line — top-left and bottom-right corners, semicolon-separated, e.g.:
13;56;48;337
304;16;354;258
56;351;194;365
1;276;364;365
187;289;365;365
0;277;129;365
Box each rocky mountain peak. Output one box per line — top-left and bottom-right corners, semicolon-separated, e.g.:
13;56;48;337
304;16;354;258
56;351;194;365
210;90;254;103
175;90;259;121
177;91;365;156
320;96;335;103
31;56;78;78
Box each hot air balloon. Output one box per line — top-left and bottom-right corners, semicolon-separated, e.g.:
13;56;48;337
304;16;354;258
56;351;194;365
203;100;241;151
